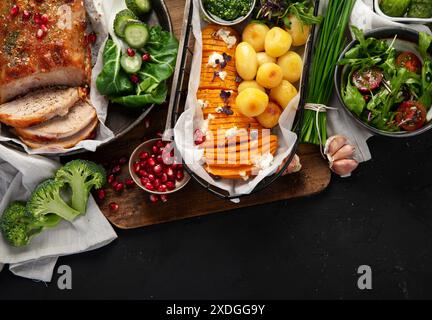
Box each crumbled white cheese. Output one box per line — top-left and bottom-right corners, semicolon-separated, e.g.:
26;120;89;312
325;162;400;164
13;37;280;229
207;52;224;68
207;114;215;120
216;29;237;49
200;119;209;134
218;71;227;80
253;152;274;170
225;126;239;138
197;99;209;109
216;106;225;113
239;171;249;181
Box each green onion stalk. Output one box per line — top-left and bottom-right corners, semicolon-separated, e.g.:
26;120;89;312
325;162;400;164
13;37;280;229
300;0;356;145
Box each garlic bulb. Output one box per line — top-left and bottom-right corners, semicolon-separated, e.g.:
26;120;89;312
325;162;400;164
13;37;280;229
325;135;358;177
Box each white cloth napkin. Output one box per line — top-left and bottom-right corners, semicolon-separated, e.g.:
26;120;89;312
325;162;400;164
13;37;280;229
327;0;431;162
0;145;117;282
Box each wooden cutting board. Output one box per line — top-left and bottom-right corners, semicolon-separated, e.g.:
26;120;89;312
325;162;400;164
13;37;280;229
69;0;332;229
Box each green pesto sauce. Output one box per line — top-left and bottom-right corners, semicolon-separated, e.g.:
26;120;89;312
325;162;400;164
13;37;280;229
204;0;252;21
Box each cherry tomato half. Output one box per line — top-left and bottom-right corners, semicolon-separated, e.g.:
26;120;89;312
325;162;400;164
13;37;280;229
395;101;427;131
352;67;384;93
396;52;422;73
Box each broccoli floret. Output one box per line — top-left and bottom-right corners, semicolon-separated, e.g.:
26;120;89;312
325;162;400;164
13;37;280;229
55;160;107;213
27;179;81;222
0;201;61;247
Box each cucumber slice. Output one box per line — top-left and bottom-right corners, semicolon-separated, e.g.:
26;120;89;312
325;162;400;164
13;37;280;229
120;54;143;74
124;22;149;49
114;9;139;38
126;0;152;16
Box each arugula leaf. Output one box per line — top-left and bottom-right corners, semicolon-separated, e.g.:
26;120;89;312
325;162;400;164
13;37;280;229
96;39;134;97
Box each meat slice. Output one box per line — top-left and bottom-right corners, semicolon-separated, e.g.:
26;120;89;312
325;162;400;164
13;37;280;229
0;0;91;103
18;117;99;150
0;87;80;128
14;100;97;141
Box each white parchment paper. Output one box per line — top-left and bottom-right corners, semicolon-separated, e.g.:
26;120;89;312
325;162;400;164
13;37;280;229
174;0;300;196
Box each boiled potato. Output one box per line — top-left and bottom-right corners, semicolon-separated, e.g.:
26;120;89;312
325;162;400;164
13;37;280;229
265;27;292;58
238;80;266;93
256;52;276;66
256;63;283;89
242;23;270;52
270;80;298;109
256;101;282;128
277;51;303;83
285;14;310;47
236;42;258;81
236;88;269;117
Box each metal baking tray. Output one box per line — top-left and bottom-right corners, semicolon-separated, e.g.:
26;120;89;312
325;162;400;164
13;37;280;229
167;0;320;199
2;0;173;157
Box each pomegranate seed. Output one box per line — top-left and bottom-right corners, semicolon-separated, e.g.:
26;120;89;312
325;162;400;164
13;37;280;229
36;29;45;39
125;178;135;187
165;167;175;180
142;53;151;62
112;165;121;174
127;48;135;57
109;202;119;212
114;183;124;192
148;174;155;182
152;145;159;154
176;170;184;181
97;189;106;201
156;155;164;164
194;129;206;145
22;10;31;20
34;13;41;24
156;140;165;148
138;169;148;177
133;162;141;173
118;157;128;165
147;158;156;168
111;180;119;188
140;177;150;185
108;174;115;184
158;184;167;193
161;173;168;183
130;74;139;84
160;194;168;202
166;181;176;191
176;163;183;170
41;14;49;24
87;32;97;44
139;151;149;160
153;179;161;188
149;194;159;203
145;182;154;191
153;164;163;175
10;5;19;17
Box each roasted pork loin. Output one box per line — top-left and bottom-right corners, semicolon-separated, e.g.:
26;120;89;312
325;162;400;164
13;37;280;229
0;0;91;103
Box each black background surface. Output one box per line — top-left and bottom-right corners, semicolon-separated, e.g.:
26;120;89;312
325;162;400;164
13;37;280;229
1;133;432;300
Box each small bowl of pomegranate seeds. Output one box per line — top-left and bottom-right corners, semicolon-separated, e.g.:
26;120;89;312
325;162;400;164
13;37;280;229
129;138;190;195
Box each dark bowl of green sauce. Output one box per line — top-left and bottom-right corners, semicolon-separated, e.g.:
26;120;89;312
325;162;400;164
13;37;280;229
200;0;256;26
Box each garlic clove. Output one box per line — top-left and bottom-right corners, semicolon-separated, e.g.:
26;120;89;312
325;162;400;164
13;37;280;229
286;154;302;174
324;135;348;157
331;159;358;177
280;154;302;176
332;144;356;162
